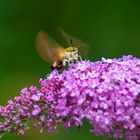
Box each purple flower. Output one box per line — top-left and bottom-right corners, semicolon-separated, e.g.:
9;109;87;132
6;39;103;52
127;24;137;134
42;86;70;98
0;55;140;140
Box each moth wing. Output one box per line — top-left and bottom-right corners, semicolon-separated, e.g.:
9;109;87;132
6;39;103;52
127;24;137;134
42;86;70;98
36;31;64;63
57;27;89;58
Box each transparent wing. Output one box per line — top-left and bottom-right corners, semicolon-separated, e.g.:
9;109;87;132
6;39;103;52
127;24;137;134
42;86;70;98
36;31;64;63
57;27;89;58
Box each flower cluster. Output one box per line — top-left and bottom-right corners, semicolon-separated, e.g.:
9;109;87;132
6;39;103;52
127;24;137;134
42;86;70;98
0;55;140;140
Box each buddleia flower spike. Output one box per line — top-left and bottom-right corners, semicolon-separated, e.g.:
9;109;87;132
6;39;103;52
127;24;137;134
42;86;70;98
0;55;140;140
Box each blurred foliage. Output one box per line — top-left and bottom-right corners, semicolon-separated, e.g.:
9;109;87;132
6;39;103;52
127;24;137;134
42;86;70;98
0;0;140;139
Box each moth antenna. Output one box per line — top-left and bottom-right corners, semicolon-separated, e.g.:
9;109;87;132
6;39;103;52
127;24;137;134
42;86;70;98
70;39;74;47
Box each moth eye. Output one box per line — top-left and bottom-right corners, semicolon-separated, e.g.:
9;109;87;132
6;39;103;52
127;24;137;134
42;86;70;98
73;48;78;51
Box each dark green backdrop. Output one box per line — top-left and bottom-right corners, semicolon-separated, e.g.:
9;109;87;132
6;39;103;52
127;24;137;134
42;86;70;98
0;0;140;140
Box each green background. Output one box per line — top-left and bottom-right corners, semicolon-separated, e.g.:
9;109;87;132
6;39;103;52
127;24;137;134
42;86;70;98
0;0;140;140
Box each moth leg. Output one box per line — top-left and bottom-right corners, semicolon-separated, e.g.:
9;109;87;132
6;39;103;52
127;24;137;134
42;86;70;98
63;59;67;66
78;55;82;61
